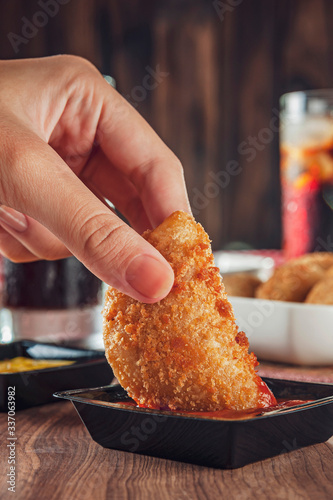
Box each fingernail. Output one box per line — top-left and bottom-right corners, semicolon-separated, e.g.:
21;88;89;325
126;254;174;300
0;206;28;232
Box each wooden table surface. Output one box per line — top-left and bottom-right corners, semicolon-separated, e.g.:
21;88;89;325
1;399;333;500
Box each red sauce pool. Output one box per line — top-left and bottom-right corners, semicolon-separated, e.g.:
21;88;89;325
115;398;314;420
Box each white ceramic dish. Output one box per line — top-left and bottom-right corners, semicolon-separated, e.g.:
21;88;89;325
229;296;333;366
213;251;275;281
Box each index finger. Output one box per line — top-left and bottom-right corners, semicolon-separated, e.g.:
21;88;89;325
97;84;191;228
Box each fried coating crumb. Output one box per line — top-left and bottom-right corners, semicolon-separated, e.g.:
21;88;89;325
103;211;276;411
223;272;262;298
255;253;333;302
305;276;333;304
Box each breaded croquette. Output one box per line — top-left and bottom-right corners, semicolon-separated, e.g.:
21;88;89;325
305;277;333;305
103;211;276;411
223;272;262;298
325;266;333;278
255;253;333;302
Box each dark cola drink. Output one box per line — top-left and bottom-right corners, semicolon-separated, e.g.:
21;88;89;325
2;257;102;310
0;257;103;343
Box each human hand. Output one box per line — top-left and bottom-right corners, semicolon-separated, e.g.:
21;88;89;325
0;55;191;303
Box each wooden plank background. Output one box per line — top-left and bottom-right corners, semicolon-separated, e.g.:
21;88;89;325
1;0;333;249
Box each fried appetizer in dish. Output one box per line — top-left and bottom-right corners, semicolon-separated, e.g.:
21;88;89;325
103;211;276;412
255;252;333;302
325;266;333;278
305;277;333;305
223;272;262;298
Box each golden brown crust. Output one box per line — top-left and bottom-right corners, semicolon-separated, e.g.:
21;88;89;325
255;252;333;302
326;266;333;278
305;277;333;304
223;272;262;298
103;211;275;411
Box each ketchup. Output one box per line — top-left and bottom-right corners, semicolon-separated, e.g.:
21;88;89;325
256;376;277;408
113;398;313;420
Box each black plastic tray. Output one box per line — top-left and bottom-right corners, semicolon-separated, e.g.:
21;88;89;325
0;340;113;411
54;379;333;469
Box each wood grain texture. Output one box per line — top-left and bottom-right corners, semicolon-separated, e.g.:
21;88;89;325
258;362;333;384
1;0;333;250
0;401;333;500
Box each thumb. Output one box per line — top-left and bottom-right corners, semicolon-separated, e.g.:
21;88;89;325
2;131;174;303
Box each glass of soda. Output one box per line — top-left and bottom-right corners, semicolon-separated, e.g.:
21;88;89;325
0;257;103;344
280;90;333;259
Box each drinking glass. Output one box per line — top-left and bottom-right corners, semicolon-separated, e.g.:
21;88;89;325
280;90;333;258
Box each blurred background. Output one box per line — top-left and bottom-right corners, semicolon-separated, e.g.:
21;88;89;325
1;0;333;250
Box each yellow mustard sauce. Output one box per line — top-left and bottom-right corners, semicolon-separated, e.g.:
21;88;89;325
0;357;75;373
